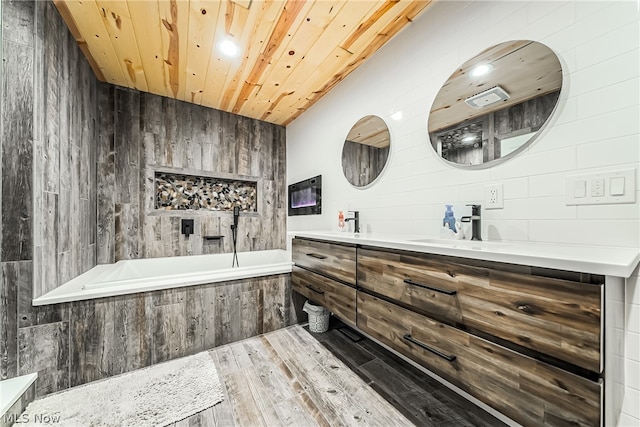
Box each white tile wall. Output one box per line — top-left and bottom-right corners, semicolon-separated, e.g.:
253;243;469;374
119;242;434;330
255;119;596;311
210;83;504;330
287;1;640;424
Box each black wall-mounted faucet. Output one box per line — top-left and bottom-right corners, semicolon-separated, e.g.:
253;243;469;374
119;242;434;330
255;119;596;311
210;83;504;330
461;205;482;241
345;211;360;233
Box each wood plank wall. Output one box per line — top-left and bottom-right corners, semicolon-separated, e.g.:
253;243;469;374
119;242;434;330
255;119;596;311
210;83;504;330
31;0;100;299
1;0;99;385
1;1;290;397
25;274;293;397
97;87;287;263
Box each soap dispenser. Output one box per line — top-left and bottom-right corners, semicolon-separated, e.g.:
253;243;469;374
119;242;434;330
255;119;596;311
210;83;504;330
443;205;457;233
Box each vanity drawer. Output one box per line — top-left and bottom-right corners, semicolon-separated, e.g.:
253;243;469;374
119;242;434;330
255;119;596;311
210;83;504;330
356;292;601;427
358;247;602;373
292;238;356;285
292;266;357;327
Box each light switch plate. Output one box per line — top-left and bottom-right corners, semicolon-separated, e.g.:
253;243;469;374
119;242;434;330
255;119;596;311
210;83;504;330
610;177;625;196
591;178;605;197
566;168;636;205
573;180;586;198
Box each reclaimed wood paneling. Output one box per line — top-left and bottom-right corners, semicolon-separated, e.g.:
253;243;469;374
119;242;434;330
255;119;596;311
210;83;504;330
39;192;58;297
262;276;289;333
17;321;69;397
113;294;151;374
0;263;19;380
66;274;292;393
31;1;101;297
14;260;64;330
2;29;33;262
96;85;115;264
99;88;286;262
2;0;34;46
69;297;114;386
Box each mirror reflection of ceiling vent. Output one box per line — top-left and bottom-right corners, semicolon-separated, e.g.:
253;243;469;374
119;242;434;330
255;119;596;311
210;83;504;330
464;86;510;109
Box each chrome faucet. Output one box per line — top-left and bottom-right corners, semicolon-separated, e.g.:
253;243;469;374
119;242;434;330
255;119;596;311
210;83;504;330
461;204;482;241
345;211;360;233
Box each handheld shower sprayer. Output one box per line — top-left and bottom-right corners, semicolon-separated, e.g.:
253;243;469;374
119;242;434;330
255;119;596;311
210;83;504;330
233;206;240;229
231;206;240;267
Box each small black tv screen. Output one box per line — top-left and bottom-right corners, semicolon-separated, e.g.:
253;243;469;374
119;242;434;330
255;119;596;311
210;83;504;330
288;175;321;216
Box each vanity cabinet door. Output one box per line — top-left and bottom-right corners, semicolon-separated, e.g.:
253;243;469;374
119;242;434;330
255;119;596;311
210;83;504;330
358;247;602;373
292;266;357;327
357;292;602;427
357;248;468;323
292;238;356;285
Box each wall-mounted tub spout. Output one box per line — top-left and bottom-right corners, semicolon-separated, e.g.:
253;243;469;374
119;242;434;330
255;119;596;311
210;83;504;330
203;235;224;241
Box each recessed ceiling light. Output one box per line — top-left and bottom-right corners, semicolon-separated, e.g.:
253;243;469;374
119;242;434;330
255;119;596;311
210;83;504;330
470;63;493;77
218;39;239;57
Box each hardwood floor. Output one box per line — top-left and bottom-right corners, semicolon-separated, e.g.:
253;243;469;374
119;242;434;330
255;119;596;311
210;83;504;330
174;321;506;427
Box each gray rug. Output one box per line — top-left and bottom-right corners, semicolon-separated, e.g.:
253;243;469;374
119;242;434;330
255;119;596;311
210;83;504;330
21;351;224;426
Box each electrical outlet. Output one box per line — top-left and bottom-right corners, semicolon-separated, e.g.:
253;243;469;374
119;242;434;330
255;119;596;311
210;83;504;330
484;183;504;209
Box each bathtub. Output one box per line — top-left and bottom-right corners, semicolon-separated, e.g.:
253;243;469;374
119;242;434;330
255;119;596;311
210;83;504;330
33;250;293;305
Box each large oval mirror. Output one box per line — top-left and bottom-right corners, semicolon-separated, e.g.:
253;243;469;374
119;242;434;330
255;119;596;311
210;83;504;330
428;40;562;168
342;115;391;187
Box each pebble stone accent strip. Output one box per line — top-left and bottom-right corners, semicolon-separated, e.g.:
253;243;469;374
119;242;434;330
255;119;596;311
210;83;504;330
155;172;257;211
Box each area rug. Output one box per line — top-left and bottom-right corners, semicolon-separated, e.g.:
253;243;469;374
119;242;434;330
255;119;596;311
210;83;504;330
21;351;224;426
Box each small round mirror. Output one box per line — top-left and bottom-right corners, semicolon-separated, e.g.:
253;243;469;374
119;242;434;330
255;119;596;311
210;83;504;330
342;115;391;187
428;40;563;168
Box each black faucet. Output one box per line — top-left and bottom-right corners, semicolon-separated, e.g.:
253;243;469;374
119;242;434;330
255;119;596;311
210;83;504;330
461;204;482;241
345;211;360;233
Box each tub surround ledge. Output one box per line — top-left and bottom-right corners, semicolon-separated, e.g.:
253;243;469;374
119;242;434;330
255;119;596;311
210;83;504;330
291;231;640;278
0;373;37;425
33;250;293;306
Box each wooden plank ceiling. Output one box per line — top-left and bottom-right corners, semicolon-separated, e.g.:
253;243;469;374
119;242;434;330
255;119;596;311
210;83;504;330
53;0;432;126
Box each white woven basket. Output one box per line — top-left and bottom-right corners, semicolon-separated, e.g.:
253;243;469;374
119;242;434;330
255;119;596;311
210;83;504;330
303;300;330;333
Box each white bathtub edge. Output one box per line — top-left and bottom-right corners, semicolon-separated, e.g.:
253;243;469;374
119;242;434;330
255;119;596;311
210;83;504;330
33;259;293;306
0;373;38;417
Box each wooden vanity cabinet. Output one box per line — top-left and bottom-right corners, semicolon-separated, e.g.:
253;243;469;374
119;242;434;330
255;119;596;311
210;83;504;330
357;292;602;427
356;245;604;427
292;238;356;285
291;237;608;426
291;238;357;327
357;247;602;374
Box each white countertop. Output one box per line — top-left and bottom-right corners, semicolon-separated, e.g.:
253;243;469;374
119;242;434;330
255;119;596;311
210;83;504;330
291;231;640;278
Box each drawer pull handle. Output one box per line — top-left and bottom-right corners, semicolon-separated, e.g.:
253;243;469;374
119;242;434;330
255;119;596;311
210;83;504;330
307;286;325;295
403;334;457;362
306;253;328;260
403;279;457;296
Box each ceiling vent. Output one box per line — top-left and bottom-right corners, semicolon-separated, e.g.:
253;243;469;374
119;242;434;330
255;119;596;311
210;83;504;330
464;86;510;109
